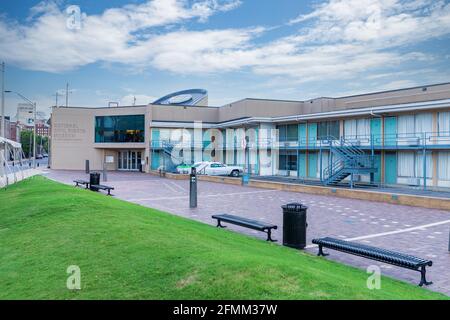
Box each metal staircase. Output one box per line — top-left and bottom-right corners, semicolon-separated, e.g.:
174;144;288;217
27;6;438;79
322;137;377;186
161;141;186;173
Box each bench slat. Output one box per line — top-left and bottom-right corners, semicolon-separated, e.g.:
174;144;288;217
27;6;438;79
312;237;433;286
212;214;277;242
313;237;430;267
212;214;276;230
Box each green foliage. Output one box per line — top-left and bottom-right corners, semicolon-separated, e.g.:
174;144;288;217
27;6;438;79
20;131;48;157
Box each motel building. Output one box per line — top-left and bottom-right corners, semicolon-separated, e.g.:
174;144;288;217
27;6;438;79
50;84;450;190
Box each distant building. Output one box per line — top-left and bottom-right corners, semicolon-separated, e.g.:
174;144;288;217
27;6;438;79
9;122;20;142
36;122;50;137
0;116;11;139
16;103;35;126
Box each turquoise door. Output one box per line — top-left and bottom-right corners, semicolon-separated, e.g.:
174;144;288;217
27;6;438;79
308;152;317;178
373;154;381;183
298;152;307;177
151;129;160;147
308;123;317;146
384;117;397;147
299;123;307;147
384;152;397;185
371;118;382;146
151;151;160;170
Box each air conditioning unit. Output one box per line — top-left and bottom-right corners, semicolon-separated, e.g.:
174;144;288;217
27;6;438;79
351;174;362;182
405;137;420;146
406;178;421;186
352;140;362;146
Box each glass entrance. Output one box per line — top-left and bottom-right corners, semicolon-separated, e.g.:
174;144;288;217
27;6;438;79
118;151;142;171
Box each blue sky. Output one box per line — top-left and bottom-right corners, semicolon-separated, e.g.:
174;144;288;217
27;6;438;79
1;0;449;118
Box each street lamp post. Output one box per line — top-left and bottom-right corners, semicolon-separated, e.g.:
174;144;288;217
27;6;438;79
1;62;5;138
4;91;37;168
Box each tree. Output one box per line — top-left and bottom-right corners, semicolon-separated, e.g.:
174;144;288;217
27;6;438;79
20;131;48;158
20;130;33;158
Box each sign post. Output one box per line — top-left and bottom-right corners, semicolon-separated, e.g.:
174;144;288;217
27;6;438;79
189;167;197;208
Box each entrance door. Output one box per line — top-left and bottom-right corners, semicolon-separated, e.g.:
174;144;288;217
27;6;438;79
118;151;142;171
384;152;397;185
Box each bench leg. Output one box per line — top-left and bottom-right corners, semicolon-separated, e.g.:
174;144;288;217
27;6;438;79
419;266;432;287
107;189;112;196
216;220;226;228
317;245;329;257
266;229;277;242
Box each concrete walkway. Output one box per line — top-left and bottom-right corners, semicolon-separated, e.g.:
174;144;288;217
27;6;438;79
44;169;450;296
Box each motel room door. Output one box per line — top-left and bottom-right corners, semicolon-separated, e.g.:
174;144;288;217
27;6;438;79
118;151;142;171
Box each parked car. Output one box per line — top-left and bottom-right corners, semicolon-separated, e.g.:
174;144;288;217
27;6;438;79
203;162;244;177
42;153;48;158
35;154;44;159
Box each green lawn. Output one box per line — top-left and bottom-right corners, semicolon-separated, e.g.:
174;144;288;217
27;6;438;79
0;176;446;300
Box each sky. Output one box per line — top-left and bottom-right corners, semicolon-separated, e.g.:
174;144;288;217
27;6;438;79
1;0;450;118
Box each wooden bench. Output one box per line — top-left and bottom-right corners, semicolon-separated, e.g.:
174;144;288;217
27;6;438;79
312;237;433;286
90;184;114;196
74;179;89;189
212;214;277;242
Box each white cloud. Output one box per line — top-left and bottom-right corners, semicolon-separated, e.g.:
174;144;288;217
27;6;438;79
0;0;449;88
0;0;243;72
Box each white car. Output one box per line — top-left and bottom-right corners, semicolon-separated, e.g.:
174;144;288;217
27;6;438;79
201;162;244;177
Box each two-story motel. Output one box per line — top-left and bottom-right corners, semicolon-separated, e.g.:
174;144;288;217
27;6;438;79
50;83;450;189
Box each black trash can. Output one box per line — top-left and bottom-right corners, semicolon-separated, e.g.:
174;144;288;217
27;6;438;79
90;172;100;191
281;203;308;249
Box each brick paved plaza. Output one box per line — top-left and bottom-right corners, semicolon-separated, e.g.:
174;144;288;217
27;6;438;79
45;170;450;295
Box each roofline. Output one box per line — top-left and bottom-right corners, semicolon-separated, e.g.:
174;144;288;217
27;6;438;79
331;82;450;100
51;82;450;111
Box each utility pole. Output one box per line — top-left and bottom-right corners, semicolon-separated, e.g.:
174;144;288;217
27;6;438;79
1;62;5;138
53;91;60;108
33;102;36;168
65;82;69;107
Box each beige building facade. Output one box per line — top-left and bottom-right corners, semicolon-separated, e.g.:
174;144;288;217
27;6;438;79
51;83;450;189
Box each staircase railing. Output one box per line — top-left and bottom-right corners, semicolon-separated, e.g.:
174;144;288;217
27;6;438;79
322;136;375;185
323;159;345;181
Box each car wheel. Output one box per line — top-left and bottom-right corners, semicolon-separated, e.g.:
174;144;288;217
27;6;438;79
230;170;240;177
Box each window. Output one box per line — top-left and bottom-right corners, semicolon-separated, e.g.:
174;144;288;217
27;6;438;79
398;113;432;135
397;152;415;178
279;151;297;171
95;115;145;143
438;112;450;135
438;152;450;181
344;118;370;138
397;151;432;178
317;121;339;140
277;124;298;142
415;113;432;134
397;115;415;135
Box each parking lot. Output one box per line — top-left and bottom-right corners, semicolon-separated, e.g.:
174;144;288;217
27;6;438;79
45;170;450;295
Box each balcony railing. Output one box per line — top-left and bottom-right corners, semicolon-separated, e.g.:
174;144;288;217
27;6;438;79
150;131;450;151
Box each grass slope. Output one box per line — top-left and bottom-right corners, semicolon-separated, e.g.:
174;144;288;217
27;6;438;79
0;176;446;300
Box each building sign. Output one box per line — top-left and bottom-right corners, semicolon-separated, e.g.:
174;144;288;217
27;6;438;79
53;123;86;142
105;156;114;163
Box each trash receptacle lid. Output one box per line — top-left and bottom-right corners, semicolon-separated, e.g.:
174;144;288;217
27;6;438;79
281;202;308;210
